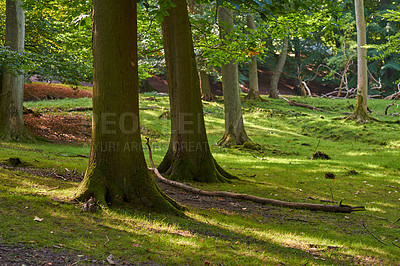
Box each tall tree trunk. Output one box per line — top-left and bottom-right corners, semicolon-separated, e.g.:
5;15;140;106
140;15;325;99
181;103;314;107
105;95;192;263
244;14;260;100
293;37;306;96
158;0;235;182
269;36;289;99
199;70;213;101
347;0;371;122
217;7;251;147
0;0;32;141
75;0;181;213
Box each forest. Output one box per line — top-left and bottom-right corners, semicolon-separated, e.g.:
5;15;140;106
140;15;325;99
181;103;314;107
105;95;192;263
1;0;400;264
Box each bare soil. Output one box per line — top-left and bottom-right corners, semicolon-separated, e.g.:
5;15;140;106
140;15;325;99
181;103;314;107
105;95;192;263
24;113;92;144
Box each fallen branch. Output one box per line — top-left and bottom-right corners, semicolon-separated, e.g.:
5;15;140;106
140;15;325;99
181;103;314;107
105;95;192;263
145;138;365;213
281;97;327;113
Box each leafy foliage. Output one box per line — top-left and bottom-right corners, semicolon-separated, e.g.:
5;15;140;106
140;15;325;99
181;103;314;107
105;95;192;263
0;0;92;84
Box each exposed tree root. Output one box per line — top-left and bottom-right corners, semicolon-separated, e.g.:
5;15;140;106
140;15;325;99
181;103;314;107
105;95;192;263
344;112;379;123
244;91;262;101
217;134;250;148
201;93;214;102
146;139;365;213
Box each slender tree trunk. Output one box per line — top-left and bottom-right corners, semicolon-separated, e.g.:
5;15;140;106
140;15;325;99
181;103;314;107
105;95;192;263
244;14;260;100
347;0;372;122
293;37;306;96
75;0;181;214
269;36;289;99
158;0;235;182
217;7;250;147
0;0;32;141
199;70;213;101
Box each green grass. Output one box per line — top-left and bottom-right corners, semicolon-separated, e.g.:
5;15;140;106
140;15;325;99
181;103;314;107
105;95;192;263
0;94;400;264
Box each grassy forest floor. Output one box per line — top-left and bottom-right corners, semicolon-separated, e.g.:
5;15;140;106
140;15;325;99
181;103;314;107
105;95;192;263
1;82;400;265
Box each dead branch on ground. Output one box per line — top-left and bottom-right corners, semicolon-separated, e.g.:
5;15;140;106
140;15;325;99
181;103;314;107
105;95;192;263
145;138;365;213
385;82;400;100
281;97;328;112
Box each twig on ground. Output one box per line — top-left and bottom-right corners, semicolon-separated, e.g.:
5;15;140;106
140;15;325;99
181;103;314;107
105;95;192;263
104;235;110;246
71;258;89;265
329;187;334;205
249;152;268;161
313;139;321;154
365;214;394;223
362;223;388;245
392;241;400;249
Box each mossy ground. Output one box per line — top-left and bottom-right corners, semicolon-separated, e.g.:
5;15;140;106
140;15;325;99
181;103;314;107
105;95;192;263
1;92;400;264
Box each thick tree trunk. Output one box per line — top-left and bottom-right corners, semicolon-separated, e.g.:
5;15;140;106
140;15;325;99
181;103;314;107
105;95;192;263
199;70;213;101
0;0;32;141
244;14;260;100
75;0;181;213
269;37;289;99
158;0;235;182
217;7;251;147
346;0;372;122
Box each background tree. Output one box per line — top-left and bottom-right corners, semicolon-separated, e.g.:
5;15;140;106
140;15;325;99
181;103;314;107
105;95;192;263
346;0;372;122
75;0;181;213
158;0;235;182
269;36;289;98
244;13;261;100
217;6;251;147
0;0;32;141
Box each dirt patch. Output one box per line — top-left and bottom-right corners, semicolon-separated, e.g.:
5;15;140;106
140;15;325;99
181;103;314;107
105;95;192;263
0;243;105;266
24;83;92;102
24;113;91;144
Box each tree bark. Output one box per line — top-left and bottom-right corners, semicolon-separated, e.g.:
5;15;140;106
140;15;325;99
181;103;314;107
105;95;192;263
158;0;235;182
244;14;261;100
269;36;289;99
217;7;251;147
74;0;182;214
0;0;32;141
199;70;213;101
346;0;373;122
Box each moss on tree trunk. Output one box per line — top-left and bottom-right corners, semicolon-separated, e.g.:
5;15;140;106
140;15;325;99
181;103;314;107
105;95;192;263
74;0;182;214
158;0;235;183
